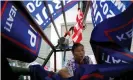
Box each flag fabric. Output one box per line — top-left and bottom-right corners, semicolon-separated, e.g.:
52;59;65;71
91;3;133;49
91;1;132;27
72;8;84;43
90;1;133;80
2;1;133;80
29;65;74;80
22;1;78;30
92;44;133;64
1;1;42;62
74;64;133;80
90;1;133;64
29;64;133;80
1;1;78;62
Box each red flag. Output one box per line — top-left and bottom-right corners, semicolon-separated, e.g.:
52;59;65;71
72;8;84;43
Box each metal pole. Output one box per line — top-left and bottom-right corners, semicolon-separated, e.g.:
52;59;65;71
43;1;60;39
42;49;54;67
56;48;71;52
38;56;46;61
12;1;56;51
54;51;56;72
82;1;91;26
63;49;66;61
61;1;68;32
42;44;59;68
78;1;80;9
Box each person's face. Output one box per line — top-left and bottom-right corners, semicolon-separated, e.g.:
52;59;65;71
73;45;85;62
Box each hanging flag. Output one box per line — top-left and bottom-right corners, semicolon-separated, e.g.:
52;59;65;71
72;8;84;43
22;1;78;30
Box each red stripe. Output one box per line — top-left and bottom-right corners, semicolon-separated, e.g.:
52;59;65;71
56;1;76;13
119;52;133;58
1;33;39;54
76;33;82;43
0;1;8;18
72;8;83;43
80;73;104;80
104;18;133;41
105;18;133;33
80;75;89;80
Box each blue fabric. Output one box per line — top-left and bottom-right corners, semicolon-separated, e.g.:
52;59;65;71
74;64;133;80
29;65;73;80
29;64;133;80
22;1;78;29
90;1;133;80
91;3;133;48
91;1;132;27
90;0;133;66
101;47;133;63
1;1;42;62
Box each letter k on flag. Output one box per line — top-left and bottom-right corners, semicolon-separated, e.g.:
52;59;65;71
72;8;84;43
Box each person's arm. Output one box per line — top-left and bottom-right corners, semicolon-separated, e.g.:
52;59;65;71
58;60;74;78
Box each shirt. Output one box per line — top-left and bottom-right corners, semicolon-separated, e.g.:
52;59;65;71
65;56;93;77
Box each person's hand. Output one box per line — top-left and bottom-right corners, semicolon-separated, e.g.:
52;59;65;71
58;68;71;78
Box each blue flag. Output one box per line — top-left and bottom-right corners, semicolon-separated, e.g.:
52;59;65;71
91;2;133;48
22;0;78;29
1;1;42;62
90;1;133;63
91;1;132;27
90;1;133;80
74;64;133;80
29;65;133;80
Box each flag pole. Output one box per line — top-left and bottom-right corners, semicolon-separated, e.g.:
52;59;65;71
61;1;68;32
82;1;91;28
43;1;61;39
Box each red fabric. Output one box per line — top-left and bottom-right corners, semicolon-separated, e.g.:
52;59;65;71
80;73;104;80
72;9;84;43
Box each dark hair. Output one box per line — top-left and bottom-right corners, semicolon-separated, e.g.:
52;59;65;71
72;43;84;53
